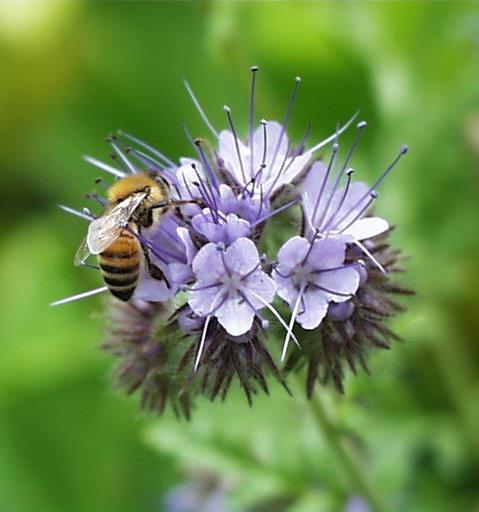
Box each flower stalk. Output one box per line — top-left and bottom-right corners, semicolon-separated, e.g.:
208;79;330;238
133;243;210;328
306;383;386;512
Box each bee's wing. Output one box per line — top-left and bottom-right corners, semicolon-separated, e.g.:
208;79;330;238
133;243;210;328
74;236;91;266
86;192;147;255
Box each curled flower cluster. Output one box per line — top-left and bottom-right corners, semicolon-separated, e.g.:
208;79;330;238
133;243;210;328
55;68;412;416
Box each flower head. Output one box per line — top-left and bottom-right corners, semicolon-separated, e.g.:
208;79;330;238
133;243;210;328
54;67;411;415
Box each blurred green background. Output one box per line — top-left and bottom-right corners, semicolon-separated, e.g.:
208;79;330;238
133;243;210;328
1;1;478;511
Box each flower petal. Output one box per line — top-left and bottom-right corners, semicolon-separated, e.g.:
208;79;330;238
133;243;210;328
218;130;251;184
296;289;329;330
340;217;389;241
314;267;360;303
191;243;224;283
188;285;223;317
176;226;197;264
274;273;299;307
276;236;310;273
243;270;276;309
224;214;251;244
307;238;346;270
223;238;259;276
215;296;255;336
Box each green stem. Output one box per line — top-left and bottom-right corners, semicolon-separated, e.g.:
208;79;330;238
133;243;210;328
307;385;386;512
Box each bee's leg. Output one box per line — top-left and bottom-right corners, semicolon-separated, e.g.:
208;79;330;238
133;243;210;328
144;250;171;289
139;234;171;289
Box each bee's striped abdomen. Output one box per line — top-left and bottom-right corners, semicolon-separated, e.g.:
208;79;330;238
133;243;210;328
98;231;140;301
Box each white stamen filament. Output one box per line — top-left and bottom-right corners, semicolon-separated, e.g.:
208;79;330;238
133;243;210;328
184;80;219;138
83;156;126;179
306;111;359;155
109;140;137;174
194;314;212;372
353;240;386;273
57;204;96;221
117;131;175;168
50;286;108;307
281;283;305;362
246;289;300;349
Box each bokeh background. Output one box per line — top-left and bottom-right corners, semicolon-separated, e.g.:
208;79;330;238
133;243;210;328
1;2;478;511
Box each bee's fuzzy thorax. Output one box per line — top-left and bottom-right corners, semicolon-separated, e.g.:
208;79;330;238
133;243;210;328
107;172;165;202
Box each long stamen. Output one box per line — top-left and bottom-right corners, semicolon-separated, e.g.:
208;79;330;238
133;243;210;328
50;286;108;307
291;122;312;157
336;192;378;234
192;163;219;222
84;193;108;207
308;283;354;297
252;199;297;228
324;169;354;230
224;105;247;183
354;240;386;273
249;66;259;176
117;131;176;168
237;291;273;334
108;138;137;173
270;76;301;169
189;161;214;206
281;283;305;361
180;169;196;201
255;184;264;221
83;156;126;179
249;119;268;197
311;262;357;274
125;146;166;171
183;80;219;138
194;315;212;372
315;121;366;230
263;140;292;198
337;121;366;178
57;204;96;221
310;143;339;226
194;290;229;371
194;138;220;191
244;289;300;349
260;119;268;168
334;145;408;227
307;111;359;155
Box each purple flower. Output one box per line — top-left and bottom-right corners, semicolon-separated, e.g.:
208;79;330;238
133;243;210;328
191;212;251;245
218;119;312;200
302;159;388;244
273;236;359;359
274;237;360;329
301;138;408;271
188;238;275;337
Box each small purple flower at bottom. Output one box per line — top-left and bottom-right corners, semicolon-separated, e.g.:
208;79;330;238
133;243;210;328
188;238;276;368
273;236;359;359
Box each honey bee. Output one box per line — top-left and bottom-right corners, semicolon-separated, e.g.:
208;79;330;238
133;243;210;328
76;172;191;301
